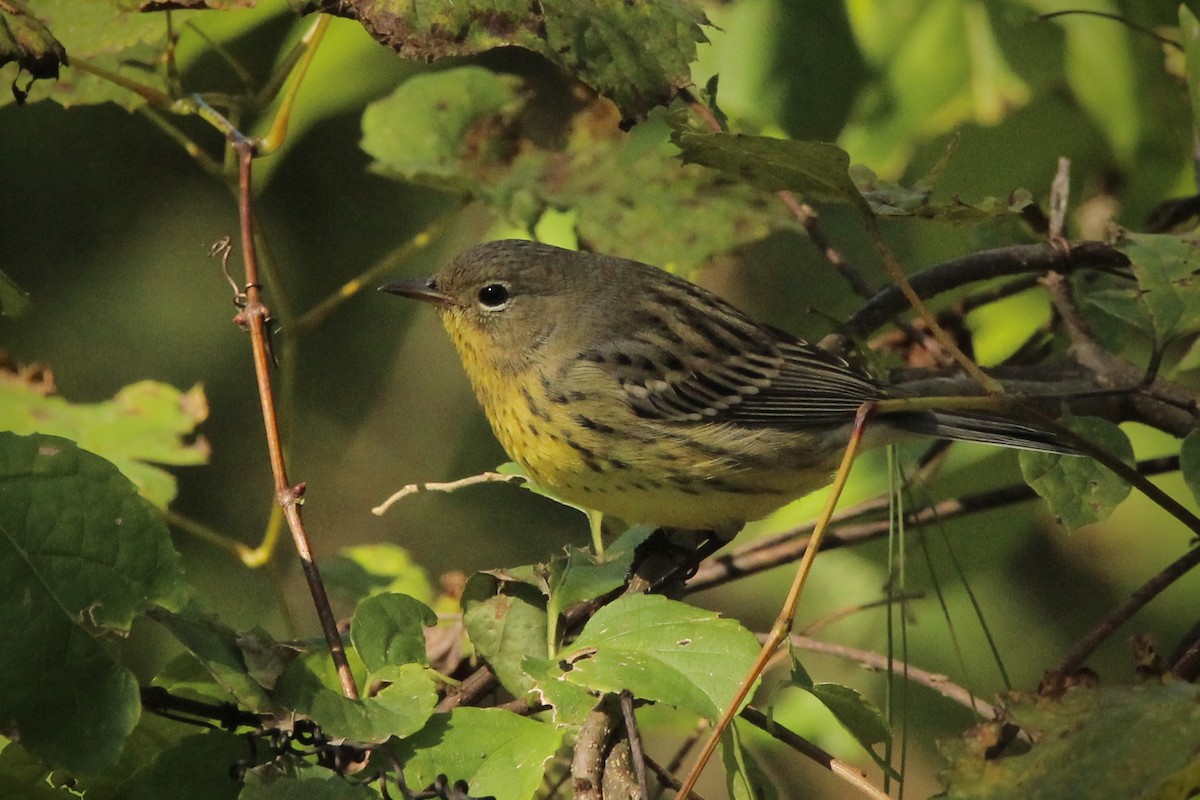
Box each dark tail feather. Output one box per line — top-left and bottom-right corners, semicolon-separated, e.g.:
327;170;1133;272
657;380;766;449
892;411;1079;455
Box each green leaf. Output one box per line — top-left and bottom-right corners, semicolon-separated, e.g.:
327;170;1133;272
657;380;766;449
722;721;774;800
321;544;436;608
152;652;240;706
938;683;1200;799
462;574;548;697
1122;233;1200;347
1019;417;1134;532
546;527;652;615
520;656;600;725
1080;286;1153;337
391;707;564;800
338;0;708;119
0;1;199;110
0;269;30;318
0;378;210;507
351;592;437;673
560;594;760;720
275;652;436;743
790;654;816;689
0;739;68;799
849;164;1028;222
114;731;246;800
361;66;526;192
0;433;187;772
805;684;890;749
240;772;381;800
674;130;866;208
789;649;892;773
0;2;67;103
149;606;290;712
69;712;197;800
539;0;709;119
1182;430;1200;507
362;69;776;276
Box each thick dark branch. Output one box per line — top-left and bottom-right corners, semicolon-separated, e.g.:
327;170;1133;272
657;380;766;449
687;456;1181;594
435;666;497;712
831;240;1129;344
1043;271;1200;438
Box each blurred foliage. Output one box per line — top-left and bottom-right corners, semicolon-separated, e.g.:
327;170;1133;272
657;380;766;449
0;371;209;506
1;0;1199;798
938;682;1200;799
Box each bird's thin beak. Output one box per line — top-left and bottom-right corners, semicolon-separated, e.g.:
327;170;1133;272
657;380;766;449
378;277;451;307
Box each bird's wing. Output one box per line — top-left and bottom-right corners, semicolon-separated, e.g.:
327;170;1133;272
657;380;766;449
572;307;882;429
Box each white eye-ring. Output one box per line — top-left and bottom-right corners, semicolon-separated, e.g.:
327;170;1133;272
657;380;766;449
476;282;511;310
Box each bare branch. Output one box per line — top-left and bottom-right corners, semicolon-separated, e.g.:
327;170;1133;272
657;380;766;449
373;471;528;516
832;240;1129;345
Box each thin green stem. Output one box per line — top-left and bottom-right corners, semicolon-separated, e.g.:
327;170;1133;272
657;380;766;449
184;19;255;88
258;14;331;155
163;509;246;556
136;105;223;176
70;58;173;106
293;212;458;335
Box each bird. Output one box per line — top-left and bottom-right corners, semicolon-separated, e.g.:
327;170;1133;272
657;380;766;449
380;239;1070;533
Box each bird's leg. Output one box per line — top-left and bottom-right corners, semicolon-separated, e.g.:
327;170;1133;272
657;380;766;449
676;402;876;799
621;527;706;598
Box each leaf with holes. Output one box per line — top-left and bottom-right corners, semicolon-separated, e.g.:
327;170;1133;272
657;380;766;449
559;594;760;720
0;433;187;772
391;707;564;800
1123;233;1200;347
1019;418;1134;531
0;377;209;507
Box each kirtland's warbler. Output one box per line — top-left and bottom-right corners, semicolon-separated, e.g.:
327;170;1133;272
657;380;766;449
381;239;1067;531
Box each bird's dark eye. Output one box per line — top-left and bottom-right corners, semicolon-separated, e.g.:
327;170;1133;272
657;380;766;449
477;283;510;309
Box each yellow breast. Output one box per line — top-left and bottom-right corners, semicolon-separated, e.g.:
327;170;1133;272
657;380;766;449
442;315;838;529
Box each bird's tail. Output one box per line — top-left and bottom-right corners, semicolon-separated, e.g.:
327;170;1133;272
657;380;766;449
891;411;1078;455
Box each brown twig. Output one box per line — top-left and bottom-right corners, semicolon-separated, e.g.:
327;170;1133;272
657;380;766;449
573;703;617;800
738;707;890;800
1048;157;1070;245
787;635;999;718
494;698;550;716
833;240;1130;346
619;690;650;799
681;89;874;299
687;456;1182;594
778;193;876;299
1043;270;1200;438
1037;10;1183;51
678;403;877;798
231;140;358;700
1169;620;1200;681
651;721;707;800
644;754;707;800
1040;541;1200;693
435;665;497;712
372;471;527;516
860;216;1001;392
